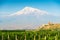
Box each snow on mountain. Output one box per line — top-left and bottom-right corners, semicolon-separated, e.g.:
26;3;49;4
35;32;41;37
8;7;48;16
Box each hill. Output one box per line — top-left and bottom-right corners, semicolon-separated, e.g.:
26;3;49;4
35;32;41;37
36;22;60;30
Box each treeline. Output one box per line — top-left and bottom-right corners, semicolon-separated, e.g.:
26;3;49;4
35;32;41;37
0;30;25;32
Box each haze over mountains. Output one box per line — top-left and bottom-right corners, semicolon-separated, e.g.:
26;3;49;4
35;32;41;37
0;7;60;30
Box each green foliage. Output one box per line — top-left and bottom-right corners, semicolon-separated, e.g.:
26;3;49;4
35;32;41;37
0;29;60;40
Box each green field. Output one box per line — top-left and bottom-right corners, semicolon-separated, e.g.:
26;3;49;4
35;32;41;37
0;29;60;40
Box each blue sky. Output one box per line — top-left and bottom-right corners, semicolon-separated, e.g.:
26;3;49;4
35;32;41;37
0;0;60;29
0;0;60;15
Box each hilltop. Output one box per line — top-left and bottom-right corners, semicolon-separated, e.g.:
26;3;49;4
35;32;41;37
36;22;60;30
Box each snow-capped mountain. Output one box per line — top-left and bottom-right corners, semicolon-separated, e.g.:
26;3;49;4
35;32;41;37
0;7;60;30
8;7;48;16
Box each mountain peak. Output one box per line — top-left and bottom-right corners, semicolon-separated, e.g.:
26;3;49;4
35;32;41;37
23;6;38;11
23;6;34;9
9;7;48;16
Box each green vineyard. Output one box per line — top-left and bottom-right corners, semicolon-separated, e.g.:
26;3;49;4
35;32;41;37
0;29;60;40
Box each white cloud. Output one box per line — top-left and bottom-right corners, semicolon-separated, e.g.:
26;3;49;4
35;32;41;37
8;7;48;16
